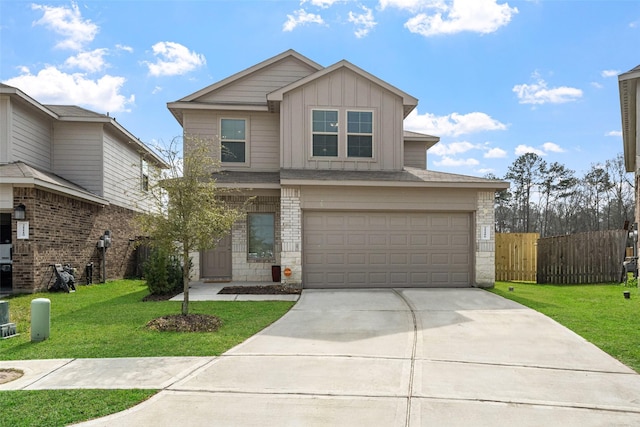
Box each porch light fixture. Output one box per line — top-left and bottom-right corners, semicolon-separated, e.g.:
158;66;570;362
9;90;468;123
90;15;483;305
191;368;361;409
14;204;26;220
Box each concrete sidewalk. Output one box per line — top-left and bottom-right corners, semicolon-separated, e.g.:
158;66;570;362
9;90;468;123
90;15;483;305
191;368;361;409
3;289;640;426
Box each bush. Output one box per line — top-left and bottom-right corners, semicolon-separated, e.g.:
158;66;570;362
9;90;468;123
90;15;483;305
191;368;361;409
143;248;183;295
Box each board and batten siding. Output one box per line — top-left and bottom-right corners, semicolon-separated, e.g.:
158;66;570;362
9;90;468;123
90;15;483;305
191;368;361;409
196;57;317;105
281;67;404;171
103;127;148;210
183;110;280;172
52;122;103;196
300;186;479;211
4;99;52;170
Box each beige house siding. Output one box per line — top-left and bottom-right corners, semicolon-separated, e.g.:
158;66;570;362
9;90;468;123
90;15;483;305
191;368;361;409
299;186;478;211
404;141;427;169
3;99;52;170
196;57;318;105
103;127;150;211
183;110;280;172
280;67;404;171
52;122;103;196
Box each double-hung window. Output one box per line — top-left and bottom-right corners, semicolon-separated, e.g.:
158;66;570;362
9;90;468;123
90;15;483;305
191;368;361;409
247;213;275;261
141;158;149;192
312;110;339;157
221;118;246;163
347;111;373;158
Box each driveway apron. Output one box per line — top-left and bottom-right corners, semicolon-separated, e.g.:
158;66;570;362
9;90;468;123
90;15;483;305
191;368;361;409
77;289;640;426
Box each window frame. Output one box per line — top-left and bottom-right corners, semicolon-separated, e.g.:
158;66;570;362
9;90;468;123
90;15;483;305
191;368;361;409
247;212;276;262
220;117;250;166
346;110;374;158
140;158;149;192
311;109;339;158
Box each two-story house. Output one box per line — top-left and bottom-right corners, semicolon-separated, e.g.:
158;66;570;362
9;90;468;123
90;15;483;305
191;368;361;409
168;50;508;289
0;83;167;294
620;65;640;250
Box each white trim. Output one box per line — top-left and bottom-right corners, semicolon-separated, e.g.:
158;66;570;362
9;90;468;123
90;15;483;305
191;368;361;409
220;117;250;167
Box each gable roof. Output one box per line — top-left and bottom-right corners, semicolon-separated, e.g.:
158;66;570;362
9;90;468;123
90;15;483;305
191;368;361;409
619;65;640;172
177;49;323;103
0;84;168;168
266;59;418;118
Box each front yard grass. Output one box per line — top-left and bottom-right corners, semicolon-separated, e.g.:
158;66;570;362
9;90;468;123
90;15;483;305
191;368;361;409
489;281;640;373
0;279;294;426
1;279;295;360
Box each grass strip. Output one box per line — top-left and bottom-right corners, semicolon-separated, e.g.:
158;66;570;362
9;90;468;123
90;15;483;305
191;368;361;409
0;389;157;427
489;281;640;373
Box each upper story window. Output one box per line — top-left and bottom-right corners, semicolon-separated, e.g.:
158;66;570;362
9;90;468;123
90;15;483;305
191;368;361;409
141;158;149;192
221;118;246;163
347;111;373;158
312;110;338;157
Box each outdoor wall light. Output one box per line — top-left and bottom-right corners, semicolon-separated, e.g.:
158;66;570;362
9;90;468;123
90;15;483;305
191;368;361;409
14;204;26;220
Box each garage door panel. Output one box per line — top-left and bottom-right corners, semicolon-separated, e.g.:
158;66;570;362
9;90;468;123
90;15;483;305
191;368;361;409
303;211;472;288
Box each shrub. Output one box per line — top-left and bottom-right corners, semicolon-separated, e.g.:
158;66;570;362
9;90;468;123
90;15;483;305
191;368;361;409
143;248;183;295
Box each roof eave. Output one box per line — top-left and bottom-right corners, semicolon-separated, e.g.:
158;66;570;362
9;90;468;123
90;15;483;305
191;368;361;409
280;178;509;190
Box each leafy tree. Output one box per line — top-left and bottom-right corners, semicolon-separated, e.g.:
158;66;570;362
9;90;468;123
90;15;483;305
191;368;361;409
137;136;244;315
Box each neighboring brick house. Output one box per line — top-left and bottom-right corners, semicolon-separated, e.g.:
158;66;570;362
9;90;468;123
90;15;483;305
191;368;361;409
0;84;167;294
168;50;509;289
620;65;640;250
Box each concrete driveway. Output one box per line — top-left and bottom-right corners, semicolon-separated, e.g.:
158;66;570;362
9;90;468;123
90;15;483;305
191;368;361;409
77;288;640;426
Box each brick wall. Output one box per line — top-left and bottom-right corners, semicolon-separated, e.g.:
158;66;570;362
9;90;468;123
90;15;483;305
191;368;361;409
280;186;302;287
11;187;142;293
475;190;496;288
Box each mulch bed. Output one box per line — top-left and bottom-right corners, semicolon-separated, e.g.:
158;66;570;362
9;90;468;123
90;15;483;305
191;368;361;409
218;285;301;295
146;314;222;332
0;369;23;385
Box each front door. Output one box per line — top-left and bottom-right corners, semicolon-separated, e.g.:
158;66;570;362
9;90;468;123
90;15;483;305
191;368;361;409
200;233;232;281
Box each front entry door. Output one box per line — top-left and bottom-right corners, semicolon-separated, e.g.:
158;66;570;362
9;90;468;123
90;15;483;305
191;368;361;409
200;233;232;281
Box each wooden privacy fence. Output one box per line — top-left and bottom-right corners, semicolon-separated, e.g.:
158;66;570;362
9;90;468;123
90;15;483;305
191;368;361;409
536;230;628;284
495;233;539;282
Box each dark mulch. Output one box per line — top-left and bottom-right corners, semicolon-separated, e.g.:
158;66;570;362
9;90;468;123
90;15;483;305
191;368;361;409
0;369;23;385
219;285;301;295
146;314;222;333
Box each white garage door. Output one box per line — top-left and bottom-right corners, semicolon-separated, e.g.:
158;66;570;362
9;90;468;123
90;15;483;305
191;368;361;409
303;211;472;288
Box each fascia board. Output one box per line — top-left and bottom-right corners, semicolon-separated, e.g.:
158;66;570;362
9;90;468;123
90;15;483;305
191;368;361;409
1;177;109;205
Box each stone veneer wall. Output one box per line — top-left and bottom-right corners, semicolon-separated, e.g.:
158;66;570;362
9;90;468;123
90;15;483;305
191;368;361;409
221;195;281;282
280;186;302;287
11;187;142;293
475;190;496;288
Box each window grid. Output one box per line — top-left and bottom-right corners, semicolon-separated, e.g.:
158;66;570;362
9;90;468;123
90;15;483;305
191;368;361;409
312;110;339;157
221;118;246;163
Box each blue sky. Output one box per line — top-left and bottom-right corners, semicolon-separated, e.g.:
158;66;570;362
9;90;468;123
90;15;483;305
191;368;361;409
1;0;639;178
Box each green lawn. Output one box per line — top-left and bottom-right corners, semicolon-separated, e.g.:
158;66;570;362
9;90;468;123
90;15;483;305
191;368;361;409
489;281;640;373
0;280;295;426
1;279;294;360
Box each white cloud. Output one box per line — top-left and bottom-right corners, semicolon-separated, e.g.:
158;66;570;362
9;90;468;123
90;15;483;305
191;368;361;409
515;144;546;156
283;9;325;32
513;74;582;105
64;48;108;73
485;147;507;158
434;156;480;167
590;81;603;89
145;42;206;77
601;69;620;78
348;6;377;38
430;141;477;156
31;2;98;50
301;0;339;8
379;0;433;13
4;66;133;112
404;109;507;137
606;130;622;137
116;44;134;53
542;142;564;153
152;86;163;95
404;0;518;37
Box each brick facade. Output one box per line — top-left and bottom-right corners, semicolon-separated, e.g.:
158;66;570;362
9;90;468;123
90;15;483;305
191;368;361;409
279;186;302;287
11;187;142;293
475;190;496;288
